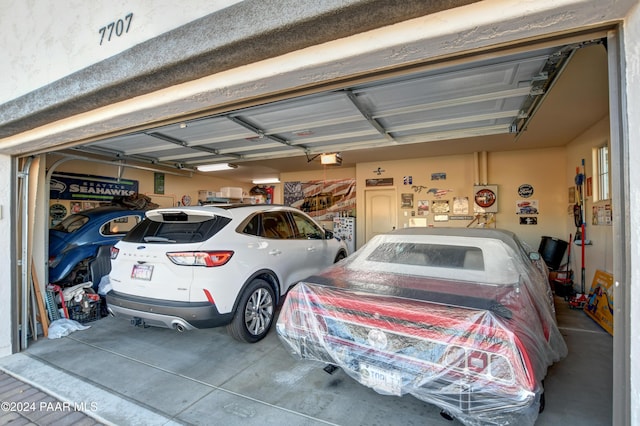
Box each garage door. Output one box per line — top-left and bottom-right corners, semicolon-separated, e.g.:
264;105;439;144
57;39;605;172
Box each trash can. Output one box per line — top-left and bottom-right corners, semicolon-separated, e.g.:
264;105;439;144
538;236;568;271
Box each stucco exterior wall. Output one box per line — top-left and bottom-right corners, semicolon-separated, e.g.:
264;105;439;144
0;0;478;139
0;0;244;104
0;154;13;356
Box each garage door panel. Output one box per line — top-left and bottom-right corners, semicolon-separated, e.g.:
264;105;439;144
154;117;256;145
94;133;175;156
236;93;359;131
72;43;579;169
380;99;518;127
286;122;382;148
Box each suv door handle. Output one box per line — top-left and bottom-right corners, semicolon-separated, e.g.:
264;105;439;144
268;249;282;256
307;246;316;252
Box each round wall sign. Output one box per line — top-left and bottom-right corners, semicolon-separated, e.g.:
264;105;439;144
518;184;534;198
50;203;67;219
181;195;192;206
475;188;496;208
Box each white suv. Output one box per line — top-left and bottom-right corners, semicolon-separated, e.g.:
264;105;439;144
106;204;348;342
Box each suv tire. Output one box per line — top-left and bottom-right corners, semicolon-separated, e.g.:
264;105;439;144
227;278;275;343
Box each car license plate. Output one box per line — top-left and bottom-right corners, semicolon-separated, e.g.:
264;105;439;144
359;363;402;396
131;264;153;281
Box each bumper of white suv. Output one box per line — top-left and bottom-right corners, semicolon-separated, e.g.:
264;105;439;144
106;290;234;330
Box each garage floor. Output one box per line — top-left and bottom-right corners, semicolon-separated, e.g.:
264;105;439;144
0;296;612;426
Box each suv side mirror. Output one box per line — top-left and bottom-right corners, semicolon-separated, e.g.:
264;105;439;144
324;229;335;240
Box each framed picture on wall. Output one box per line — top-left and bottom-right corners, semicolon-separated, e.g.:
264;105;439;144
70;201;82;214
453;197;469;215
519;216;538;225
409;217;427;227
432;200;450;214
401;193;414;208
154;172;165;195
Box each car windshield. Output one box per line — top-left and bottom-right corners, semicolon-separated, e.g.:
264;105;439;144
51;214;90;233
123;213;232;244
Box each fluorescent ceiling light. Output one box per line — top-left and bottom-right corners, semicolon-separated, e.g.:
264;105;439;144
320;153;342;165
252;178;280;184
197;163;237;172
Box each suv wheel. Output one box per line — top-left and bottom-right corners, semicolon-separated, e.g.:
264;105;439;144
227;278;275;343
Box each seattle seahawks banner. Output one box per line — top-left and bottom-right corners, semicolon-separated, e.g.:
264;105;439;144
50;172;139;202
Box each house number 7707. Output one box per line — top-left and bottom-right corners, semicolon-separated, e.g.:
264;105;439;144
99;13;133;45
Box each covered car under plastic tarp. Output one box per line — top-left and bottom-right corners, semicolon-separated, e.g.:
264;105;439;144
276;228;567;426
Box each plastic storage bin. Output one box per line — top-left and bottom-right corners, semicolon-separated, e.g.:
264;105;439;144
67;300;101;324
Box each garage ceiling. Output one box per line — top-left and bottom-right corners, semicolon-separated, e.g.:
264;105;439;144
62;40;608;181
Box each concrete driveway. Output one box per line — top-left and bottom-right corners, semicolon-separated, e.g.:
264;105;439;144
0;298;612;425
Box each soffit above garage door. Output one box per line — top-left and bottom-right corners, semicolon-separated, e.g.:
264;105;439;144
65;40;603;177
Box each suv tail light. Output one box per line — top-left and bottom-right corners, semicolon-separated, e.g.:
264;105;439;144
167;251;234;267
110;246;120;259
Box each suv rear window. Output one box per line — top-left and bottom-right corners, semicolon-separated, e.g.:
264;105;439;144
367;243;484;270
124;215;231;244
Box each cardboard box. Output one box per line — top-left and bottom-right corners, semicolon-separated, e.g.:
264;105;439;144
198;190;216;201
220;187;243;199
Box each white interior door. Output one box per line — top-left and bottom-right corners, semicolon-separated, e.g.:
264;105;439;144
365;189;396;243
